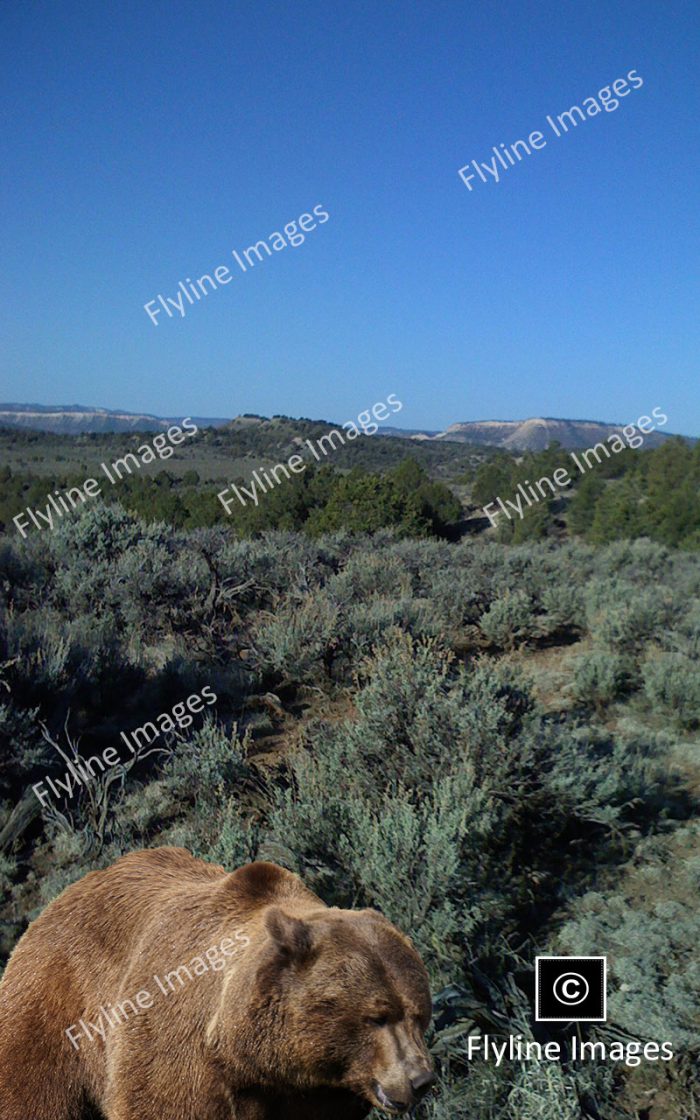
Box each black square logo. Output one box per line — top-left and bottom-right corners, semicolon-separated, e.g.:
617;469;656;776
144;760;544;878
535;956;607;1022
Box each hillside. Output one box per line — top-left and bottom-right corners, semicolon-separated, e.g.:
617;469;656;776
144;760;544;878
432;416;675;450
2;515;699;1119
0;404;228;434
0;405;689;450
2;419;699;548
0;416;488;483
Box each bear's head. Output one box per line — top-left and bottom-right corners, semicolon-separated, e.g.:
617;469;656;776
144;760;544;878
263;906;435;1113
215;902;435;1114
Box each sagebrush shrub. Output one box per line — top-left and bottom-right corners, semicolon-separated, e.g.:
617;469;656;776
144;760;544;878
327;549;414;604
538;583;585;637
642;651;700;729
338;778;471;982
594;537;671;580
251;591;341;681
344;599;440;662
570;648;631;710
584;582;677;654
192;795;260;870
479;591;538;651
346;635;476;788
50;501;146;565
663;602;700;658
559;823;700;1046
164;718;250;803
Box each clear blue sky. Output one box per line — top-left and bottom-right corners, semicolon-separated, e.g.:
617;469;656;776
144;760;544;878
1;1;698;433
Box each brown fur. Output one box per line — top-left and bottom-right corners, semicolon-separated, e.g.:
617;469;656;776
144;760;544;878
0;848;434;1119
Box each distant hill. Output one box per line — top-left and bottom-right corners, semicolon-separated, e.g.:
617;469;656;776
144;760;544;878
0;405;688;449
376;426;441;440
341;416;685;449
0;411;487;485
422;417;677;450
0;404;229;435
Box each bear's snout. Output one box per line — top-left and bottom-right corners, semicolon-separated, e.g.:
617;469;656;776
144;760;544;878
374;1062;436;1113
411;1067;437;1097
372;1056;436;1113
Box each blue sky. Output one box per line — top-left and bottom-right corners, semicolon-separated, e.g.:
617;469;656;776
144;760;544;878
1;1;698;433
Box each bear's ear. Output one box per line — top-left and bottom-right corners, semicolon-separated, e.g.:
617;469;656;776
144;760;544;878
265;907;314;963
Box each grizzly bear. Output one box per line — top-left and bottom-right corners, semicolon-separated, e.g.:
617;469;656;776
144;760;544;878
0;847;435;1119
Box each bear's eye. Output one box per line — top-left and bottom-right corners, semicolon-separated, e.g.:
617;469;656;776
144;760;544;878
368;1015;389;1027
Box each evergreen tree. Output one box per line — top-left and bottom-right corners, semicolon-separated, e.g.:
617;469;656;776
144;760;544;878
568;474;605;537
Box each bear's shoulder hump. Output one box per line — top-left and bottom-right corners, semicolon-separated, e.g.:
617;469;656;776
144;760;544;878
224;861;311;908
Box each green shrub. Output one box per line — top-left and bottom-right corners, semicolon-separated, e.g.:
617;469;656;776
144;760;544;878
251;591;342;682
584;582;677;654
425;568;492;629
504;1061;582;1120
190;796;260;870
345;599;440;661
338;778;471;982
538;584;585;637
559;824;700;1046
479;591;538;651
664;602;700;658
164;718;250;803
327;549;413;604
341;635;475;790
643;651;700;729
570;649;631;711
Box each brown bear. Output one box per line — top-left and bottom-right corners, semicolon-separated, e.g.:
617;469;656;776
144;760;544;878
0;847;435;1119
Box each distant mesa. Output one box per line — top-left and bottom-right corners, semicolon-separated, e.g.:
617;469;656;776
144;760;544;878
426;416;676;451
370;416;681;450
0;404;229;436
0;405;688;449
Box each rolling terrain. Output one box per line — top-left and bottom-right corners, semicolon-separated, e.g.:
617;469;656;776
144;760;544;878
0;405;688;449
0;404;229;435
